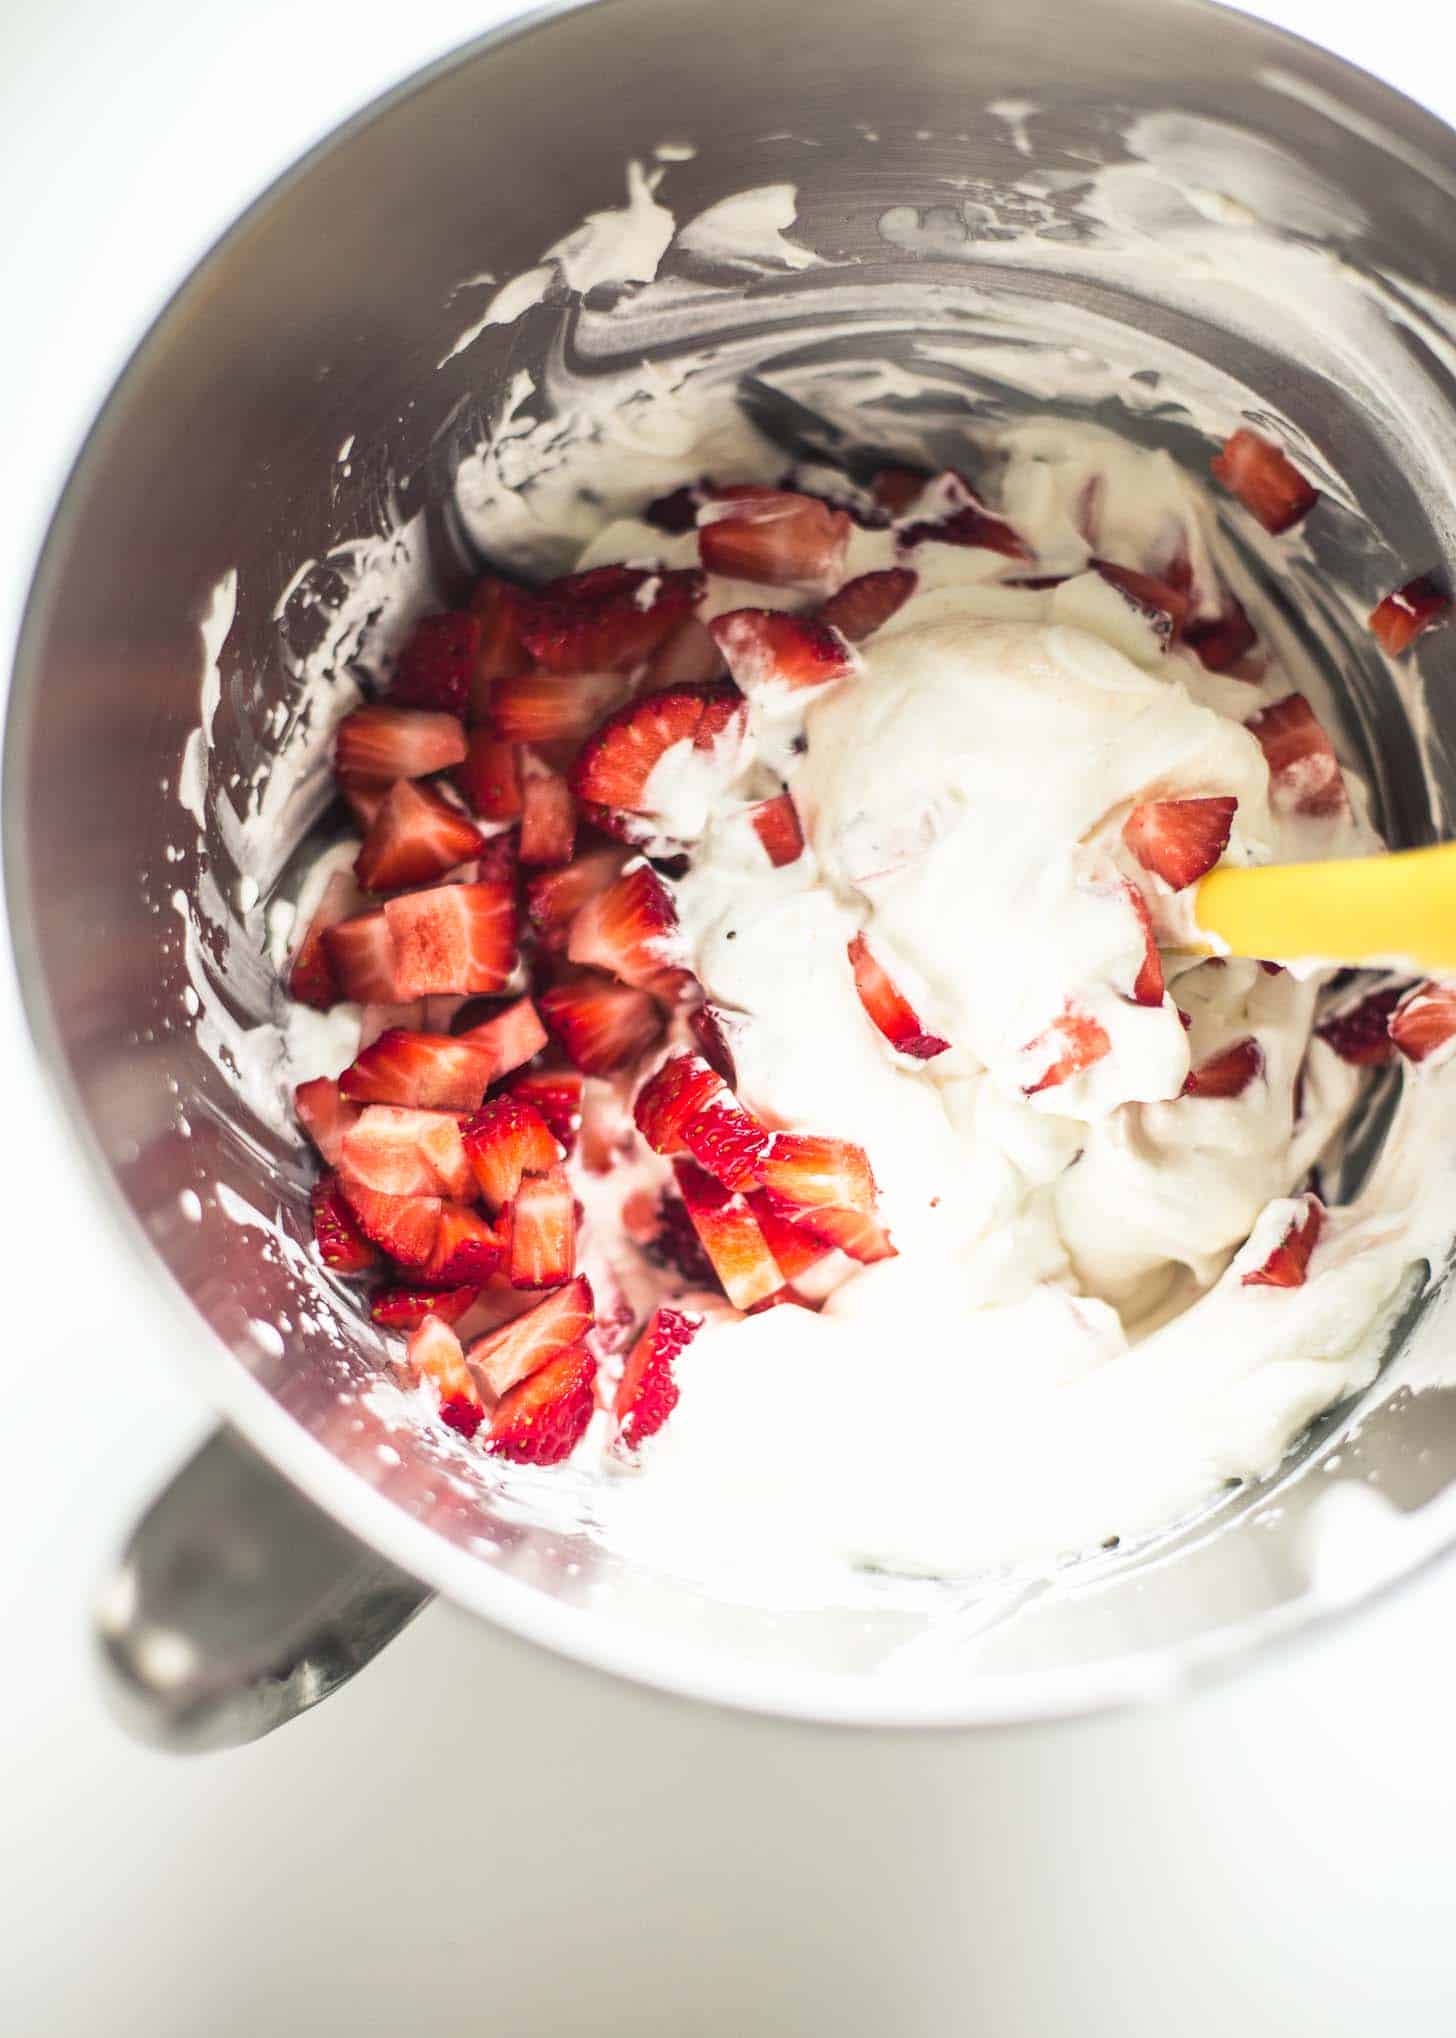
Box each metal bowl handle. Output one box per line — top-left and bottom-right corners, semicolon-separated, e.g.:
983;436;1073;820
94;1427;432;1752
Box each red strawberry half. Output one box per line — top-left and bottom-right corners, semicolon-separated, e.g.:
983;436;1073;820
294;1075;360;1165
847;934;950;1059
425;1204;504;1285
341;1028;496;1112
539;972;666;1074
673;1159;784;1309
1390;981;1456;1064
340;1105;474;1201
354;779;486;893
506;1068;584;1151
635;1053;726;1154
406;1314;486;1438
698;489;851;590
1020;1006;1112;1096
1122;796;1237;890
519;565;704;673
1242;1195;1324;1288
1246;694;1346;819
456;995;548;1082
468;574;531;720
322;910;401;1005
489;669;631;743
311;1172;378;1274
757;1134;876;1214
746;792;805;867
1315;986;1402;1065
336;1179;442;1268
508;1163;576;1289
468;1273;595;1398
526;846;628;949
372;1283;480;1330
462;1095;561;1213
613;1305;701;1451
1211;429;1317;534
288;870;357;1008
1369;574;1450;656
710;610;859;701
1183;1036;1264;1099
818;567;918;643
485;1342;598;1465
391;612;481;716
383;880;517;998
566;861;683;990
570;682;746;816
335;706;467;785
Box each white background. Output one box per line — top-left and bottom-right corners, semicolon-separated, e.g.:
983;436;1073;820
3;1;1456;2031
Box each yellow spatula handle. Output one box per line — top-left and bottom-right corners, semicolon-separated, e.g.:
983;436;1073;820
1193;841;1456;974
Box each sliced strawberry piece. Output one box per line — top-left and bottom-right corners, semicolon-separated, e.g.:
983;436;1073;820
294;1076;360;1166
786;1203;896;1263
424;1203;504;1285
1092;560;1190;638
457;728;523;821
372;1283;480;1330
520;565;704;674
847;934;950;1059
1183;1036;1264;1098
539;972;666;1074
340;1028;495;1111
710;610;858;701
506;1067;585;1151
688;1004;739;1085
353;779;486;892
456;995;548;1082
525;845;628;949
1242;1195;1324;1288
288;871;356;1008
322;910;401;1005
1369;573;1451;656
518;760;577;868
1389;981;1456;1063
334;706;467;785
1185;594;1258;674
1020;1006;1112;1096
747;792;805;867
682;1089;771;1193
485;1341;597;1464
566;861;682;990
646;615;726;687
489;669;631;744
1315;986;1402;1065
468;575;532;721
467;1273;596;1398
613;1305;701;1450
508;1163;576;1289
405;1314;485;1437
336;1179;442;1268
1122;796;1237;890
462;1095;561;1212
634;1054;726;1154
1123;883;1164;1008
311;1171;378;1274
340;1105;473;1201
899;496;1030;559
1211;429;1317;534
1246;694;1346;819
390;612;481;716
698;490;851;590
757;1134;876;1214
383;881;517;998
817;567;918;643
674;1159;784;1309
744;1193;832;1282
570;682;747;816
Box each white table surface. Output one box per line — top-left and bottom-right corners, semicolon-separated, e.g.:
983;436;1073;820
3;2;1456;2031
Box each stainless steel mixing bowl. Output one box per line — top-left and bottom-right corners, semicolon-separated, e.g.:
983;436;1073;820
10;0;1456;1749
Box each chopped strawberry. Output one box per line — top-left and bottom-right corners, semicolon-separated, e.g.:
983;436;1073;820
1183;1036;1264;1098
786;1203;896;1263
518;760;577;868
1020;1006;1112;1096
1369;574;1450;656
334;705;467;784
525;845;628;949
372;1283;479;1330
506;1068;585;1151
508;1164;576;1288
467;1273;595;1398
353;779;485;892
311;1171;378;1273
540;973;665;1074
566;861;683;990
390;612;481;716
646;615;726;687
485;1342;598;1465
519;565;704;674
698;489;851;590
457;728;523;821
462;1095;560;1212
613;1306;701;1450
294;1076;360;1165
1315;986;1402;1065
1246;694;1346;819
817;567;918;643
871;466;929;516
468;575;532;721
336;1179;442;1268
1122;796;1237;890
383;881;517;998
341;1028;495;1111
673;1159;784;1309
710;610;858;701
1389;981;1456;1063
489;669;631;744
634;1054;726;1153
847;934;950;1058
1123;883;1165;1007
1185;595;1258;674
745;1193;832;1282
1211;429;1317;534
322;910;401;1004
424;1203;503;1285
340;1105;474;1201
757;1134;876;1214
899;496;1030;559
681;1088;771;1193
1242;1195;1324;1288
747;792;805;867
688;1004;739;1084
570;682;747;816
1092;560;1190;638
288;870;356;1008
405;1314;485;1437
456;995;548;1081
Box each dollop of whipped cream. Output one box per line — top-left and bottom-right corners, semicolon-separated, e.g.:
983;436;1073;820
594;422;1452;1589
